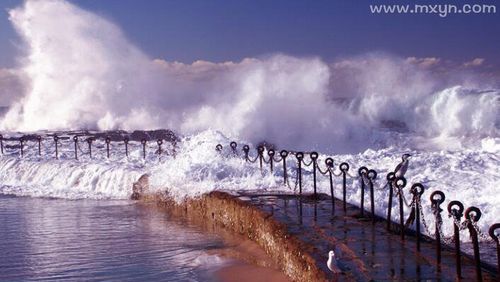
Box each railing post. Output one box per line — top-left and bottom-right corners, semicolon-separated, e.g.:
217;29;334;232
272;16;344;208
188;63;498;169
296;152;304;196
488;223;500;276
430;190;445;267
157;139;163;156
54;135;59;159
258;146;264;172
465;206;482;281
242;145;249;160
410;183;424;251
268;149;275;173
0;134;3;155
124;137;129;157
367;169;377;222
280;150;288;185
325;158;334;213
105;136;111;159
340;162;349;212
310;152;318;197
448;200;464;278
358;166;368;217
141;139;147;159
73;136;78;160
386;172;395;230
19;137;24;157
87;138;93;159
37;135;41;156
230;141;237;156
395;177;407;240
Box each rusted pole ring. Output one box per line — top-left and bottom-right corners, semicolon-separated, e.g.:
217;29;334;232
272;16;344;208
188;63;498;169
465;206;482;222
325;157;334;168
367;169;377;180
295;152;304;161
386;172;395;181
448;200;464;217
280;150;288;158
230;141;237;150
215;144;223;151
124;137;129;144
157;139;163;146
410;183;425;196
430;190;445;206
242;145;250;154
53;135;59;142
340;162;349;172
105;136;111;144
358;166;368;176
395;177;407;188
268;149;275;157
257;145;265;155
489;223;500;243
310;151;318;160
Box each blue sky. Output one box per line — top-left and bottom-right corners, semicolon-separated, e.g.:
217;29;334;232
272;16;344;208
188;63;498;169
0;0;499;67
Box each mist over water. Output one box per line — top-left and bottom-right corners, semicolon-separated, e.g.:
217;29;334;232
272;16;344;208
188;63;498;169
0;0;497;153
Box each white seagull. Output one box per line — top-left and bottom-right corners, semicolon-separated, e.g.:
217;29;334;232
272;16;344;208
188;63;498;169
327;250;341;274
394;153;411;178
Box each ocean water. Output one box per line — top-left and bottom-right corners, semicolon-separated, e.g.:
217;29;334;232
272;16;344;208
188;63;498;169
0;194;230;282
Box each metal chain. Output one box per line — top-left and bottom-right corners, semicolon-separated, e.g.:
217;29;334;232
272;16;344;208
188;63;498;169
262;154;272;164
246;154;259;163
394;184;412;207
317;161;330;175
471;220;494;242
301;158;313;167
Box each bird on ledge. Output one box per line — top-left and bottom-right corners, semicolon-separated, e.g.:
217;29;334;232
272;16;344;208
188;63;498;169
394;153;411;178
327;250;341;274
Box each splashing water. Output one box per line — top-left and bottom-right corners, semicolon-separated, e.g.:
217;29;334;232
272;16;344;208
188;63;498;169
0;0;498;243
0;0;498;153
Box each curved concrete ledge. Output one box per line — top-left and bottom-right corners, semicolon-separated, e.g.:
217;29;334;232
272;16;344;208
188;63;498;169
141;191;327;282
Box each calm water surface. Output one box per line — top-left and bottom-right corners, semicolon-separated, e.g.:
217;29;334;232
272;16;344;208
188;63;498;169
0;195;230;281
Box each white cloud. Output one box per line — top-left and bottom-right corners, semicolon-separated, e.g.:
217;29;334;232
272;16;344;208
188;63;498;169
463;58;485;67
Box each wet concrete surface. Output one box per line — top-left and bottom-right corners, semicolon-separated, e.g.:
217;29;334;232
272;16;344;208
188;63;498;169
236;192;498;281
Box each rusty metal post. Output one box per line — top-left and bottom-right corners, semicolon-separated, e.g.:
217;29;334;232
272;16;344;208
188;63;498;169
430;191;445;266
105;136;111;159
0;134;3;155
340;162;349;212
411;183;424;251
310;152;318;197
280;150;288;185
268;149;275;173
325;158;335;213
141;139;147;159
124;137;129;157
465;206;482;281
489;223;500;276
448;200;464;278
386;172;395;230
37;135;41;156
54;135;59;159
258;146;264;172
296;152;304;195
395;177;407;240
73;136;78;160
230;141;237;156
19;137;24;157
87;138;93;159
242;145;249;160
157;139;163;156
368;169;377;221
358;167;368;217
